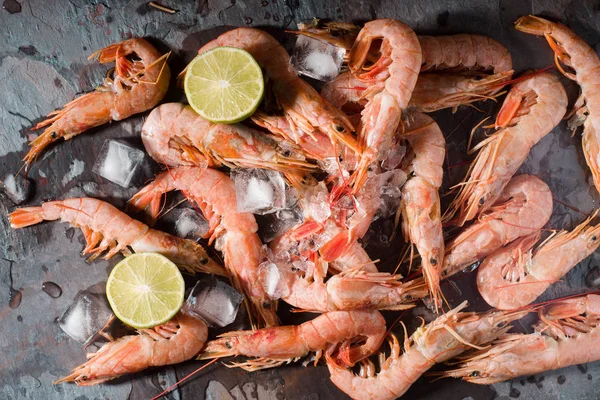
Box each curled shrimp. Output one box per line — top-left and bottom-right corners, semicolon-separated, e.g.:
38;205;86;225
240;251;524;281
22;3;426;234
516;16;600;195
9;197;223;276
199;310;386;371
444;72;567;226
326;301;528;400
443;174;553;278
55;313;207;386
193;28;358;154
347;19;422;191
446;294;600;384
128;166;278;328
478;212;600;309
400;111;445;309
141;103;315;188
24;38;170;168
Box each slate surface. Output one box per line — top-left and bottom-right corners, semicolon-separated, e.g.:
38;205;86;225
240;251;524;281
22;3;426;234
1;0;600;399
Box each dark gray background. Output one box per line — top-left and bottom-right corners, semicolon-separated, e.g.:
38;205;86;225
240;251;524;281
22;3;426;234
1;0;600;399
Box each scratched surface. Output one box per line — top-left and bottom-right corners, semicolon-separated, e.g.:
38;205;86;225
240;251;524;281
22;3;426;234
1;0;600;399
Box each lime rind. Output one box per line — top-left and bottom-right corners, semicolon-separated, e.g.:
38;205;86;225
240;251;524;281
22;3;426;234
184;46;264;124
106;252;185;329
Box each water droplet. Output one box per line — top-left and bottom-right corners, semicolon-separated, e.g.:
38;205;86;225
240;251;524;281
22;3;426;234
577;364;588;374
9;289;22;308
261;0;268;6
264;11;271;19
244;16;253;24
42;282;62;298
273;14;279;22
585;266;600;287
557;375;566;385
588;374;592;380
17;315;23;322
509;388;520;398
65;227;75;240
2;0;21;14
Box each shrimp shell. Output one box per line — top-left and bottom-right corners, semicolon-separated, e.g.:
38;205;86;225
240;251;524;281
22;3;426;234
128;166;278;328
55;313;207;385
9;197;223;276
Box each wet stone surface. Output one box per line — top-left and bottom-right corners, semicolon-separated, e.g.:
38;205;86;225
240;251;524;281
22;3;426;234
1;0;600;399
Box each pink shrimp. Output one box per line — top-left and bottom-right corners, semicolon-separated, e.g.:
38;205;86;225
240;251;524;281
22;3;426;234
443;174;553;278
326;301;528;400
193;28;358;154
55;313;207;386
400;110;446;309
347;19;422;191
24;38;170;168
199;310;386;371
447;294;600;384
477;213;600;309
516;16;600;194
128;166;278;328
9;197;223;275
141;103;315;188
445;72;567;226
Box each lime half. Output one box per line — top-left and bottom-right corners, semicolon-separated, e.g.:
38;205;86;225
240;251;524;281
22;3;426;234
184;46;264;123
106;253;185;329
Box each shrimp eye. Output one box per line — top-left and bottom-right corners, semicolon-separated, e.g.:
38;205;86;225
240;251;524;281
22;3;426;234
282;150;291;157
479;197;485;206
225;341;232;349
592;236;597;241
291;266;298;272
50;132;57;139
430;258;437;266
200;258;209;265
471;371;480;377
335;125;345;133
263;301;271;309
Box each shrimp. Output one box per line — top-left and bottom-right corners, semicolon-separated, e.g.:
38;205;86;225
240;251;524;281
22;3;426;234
199;310;386;371
55;312;207;386
347;19;422;191
446;294;600;384
9;197;223;276
128;166;278;328
326;301;528;400
516;16;600;195
443;174;553;278
24;38;170;168
444;72;567;226
399;111;445;309
141;103;315;188
477;213;600;310
193;28;358;154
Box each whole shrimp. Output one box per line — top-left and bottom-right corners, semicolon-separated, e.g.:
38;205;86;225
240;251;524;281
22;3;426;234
400;110;446;309
9;197;223;276
447;294;600;384
199;310;386;371
128;166;278;328
193;28;358;154
24;38;170;168
445;72;567;226
477;213;600;309
347;19;422;191
55;313;207;385
443;174;553;278
516;16;600;194
141;103;315;188
326;301;528;400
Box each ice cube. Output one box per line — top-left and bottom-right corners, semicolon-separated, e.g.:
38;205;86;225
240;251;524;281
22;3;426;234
299;182;331;222
257;206;303;243
231;168;286;215
58;289;114;345
291;35;345;82
381;141;407;171
258;261;289;299
1;174;31;205
182;278;244;327
92;140;145;188
377;170;407;218
174;208;209;240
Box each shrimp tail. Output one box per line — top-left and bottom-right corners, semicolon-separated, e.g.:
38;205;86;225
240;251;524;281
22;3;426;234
514;15;553;37
320;231;352;262
127;183;164;221
9;207;44;228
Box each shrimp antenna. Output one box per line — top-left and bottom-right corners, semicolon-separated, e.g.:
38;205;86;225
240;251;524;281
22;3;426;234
151;358;219;400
